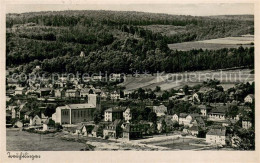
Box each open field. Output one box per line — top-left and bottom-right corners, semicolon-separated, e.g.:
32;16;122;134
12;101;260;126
140;25;187;35
6;129;169;151
6;129;87;151
168;36;254;51
120;69;254;91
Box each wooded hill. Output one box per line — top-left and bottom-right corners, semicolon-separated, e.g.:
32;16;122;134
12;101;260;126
6;10;254;74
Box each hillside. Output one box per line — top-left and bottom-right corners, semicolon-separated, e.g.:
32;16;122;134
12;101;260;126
6;10;254;74
120;69;254;91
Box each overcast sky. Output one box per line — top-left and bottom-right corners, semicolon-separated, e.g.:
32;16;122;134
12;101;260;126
6;3;254;16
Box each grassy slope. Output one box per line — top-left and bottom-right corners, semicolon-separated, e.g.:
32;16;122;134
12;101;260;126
119;69;254;91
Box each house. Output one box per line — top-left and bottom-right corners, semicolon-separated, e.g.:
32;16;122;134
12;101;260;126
93;88;102;95
30;115;42;126
24;111;32;120
192;93;202;103
178;113;188;125
207;106;227;122
244;94;254;103
123;108;132;123
54;89;65;98
152;105;167;117
15;87;26;95
103;119;123;139
122;123;143;140
75;125;84;134
92;125;105;137
206;127;226;145
191;116;206;130
110;91;120;100
81;124;95;136
8;106;18;119
104;107;124;122
65;89;80;98
100;91;108;99
80;88;90;98
37;88;52;97
189;125;199;136
198;105;211;117
172;114;179;122
53;94;101;124
242;118;252;129
179;113;200;127
80;51;85;57
123;90;133;99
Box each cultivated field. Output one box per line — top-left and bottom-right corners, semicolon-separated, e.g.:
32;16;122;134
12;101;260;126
120;69;254;91
168;35;254;51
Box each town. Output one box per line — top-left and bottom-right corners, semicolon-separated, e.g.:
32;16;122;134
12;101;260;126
5;8;255;151
6;65;255;150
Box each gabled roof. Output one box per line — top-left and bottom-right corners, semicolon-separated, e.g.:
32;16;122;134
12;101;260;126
105;107;124;113
209;106;228;114
108;119;122;127
207;127;226;136
189;125;199;131
246;94;254;99
192;116;204;123
179;113;188;118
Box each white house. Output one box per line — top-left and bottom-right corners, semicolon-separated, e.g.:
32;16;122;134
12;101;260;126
123;108;132;123
179;113;200;127
104;107;123;122
172;114;179;122
206;127;226;145
110;91;120;100
30;115;42;126
242;119;252;129
244;94;254;103
192;93;202;103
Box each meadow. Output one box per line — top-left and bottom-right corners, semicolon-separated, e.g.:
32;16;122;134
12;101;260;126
168;35;254;51
120;69;254;91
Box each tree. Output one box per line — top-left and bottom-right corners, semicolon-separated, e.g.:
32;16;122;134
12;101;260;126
93;110;102;124
155;86;161;92
142;107;151;120
148;112;157;124
47;119;55;127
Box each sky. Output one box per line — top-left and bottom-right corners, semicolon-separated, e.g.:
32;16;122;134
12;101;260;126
6;3;254;16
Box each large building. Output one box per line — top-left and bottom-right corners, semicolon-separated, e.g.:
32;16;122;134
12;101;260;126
206;127;226;145
104;107;124;122
53;94;100;124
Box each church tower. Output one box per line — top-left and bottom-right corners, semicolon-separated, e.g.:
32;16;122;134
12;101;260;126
88;94;101;110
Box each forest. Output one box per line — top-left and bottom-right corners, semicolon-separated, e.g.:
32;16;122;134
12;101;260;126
6;10;254;74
